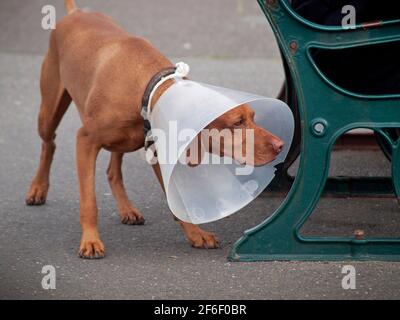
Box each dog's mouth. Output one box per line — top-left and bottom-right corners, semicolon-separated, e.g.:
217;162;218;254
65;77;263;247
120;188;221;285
234;155;277;167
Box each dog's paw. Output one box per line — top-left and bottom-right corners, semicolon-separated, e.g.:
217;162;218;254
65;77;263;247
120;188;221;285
119;206;145;225
25;182;49;206
187;229;220;249
78;235;105;259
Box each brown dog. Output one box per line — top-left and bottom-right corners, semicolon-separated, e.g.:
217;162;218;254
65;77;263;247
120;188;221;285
26;0;284;259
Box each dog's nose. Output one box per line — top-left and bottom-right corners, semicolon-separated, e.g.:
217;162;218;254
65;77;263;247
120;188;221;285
271;139;284;154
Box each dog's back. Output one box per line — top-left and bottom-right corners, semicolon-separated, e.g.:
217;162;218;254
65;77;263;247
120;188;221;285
51;1;171;112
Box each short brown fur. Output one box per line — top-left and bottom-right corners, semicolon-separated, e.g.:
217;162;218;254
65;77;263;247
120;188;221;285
26;0;283;259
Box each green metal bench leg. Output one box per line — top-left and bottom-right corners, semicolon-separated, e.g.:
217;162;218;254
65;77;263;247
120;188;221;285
230;0;400;262
229;131;400;262
377;129;400;202
392;143;400;203
229;134;335;261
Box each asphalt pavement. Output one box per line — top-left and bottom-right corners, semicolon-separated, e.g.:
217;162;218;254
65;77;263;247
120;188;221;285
0;0;399;300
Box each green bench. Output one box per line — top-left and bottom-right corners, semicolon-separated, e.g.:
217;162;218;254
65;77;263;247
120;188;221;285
229;0;400;261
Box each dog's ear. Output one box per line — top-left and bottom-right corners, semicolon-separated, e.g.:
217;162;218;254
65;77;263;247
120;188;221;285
185;133;206;167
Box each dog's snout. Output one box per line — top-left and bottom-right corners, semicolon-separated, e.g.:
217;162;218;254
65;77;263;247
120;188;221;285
271;138;284;154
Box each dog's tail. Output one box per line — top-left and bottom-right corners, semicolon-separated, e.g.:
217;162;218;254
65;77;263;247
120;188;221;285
65;0;78;14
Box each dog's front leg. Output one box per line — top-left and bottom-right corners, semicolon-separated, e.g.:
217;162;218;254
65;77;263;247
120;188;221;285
151;163;219;249
177;221;220;249
76;128;105;259
107;152;145;225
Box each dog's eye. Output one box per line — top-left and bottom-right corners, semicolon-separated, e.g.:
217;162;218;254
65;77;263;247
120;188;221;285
233;119;244;127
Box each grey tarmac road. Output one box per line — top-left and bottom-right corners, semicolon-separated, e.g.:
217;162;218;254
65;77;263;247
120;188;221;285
0;0;399;300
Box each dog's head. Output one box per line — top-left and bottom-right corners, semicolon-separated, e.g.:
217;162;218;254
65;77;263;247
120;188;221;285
186;104;284;166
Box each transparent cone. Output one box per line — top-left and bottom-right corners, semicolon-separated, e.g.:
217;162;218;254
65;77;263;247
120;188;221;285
150;79;294;224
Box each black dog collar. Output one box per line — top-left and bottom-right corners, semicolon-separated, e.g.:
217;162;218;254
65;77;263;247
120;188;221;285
141;66;177;149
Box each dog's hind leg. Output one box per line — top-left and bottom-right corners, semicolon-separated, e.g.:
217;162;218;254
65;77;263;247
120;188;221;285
26;42;72;205
107;152;145;225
